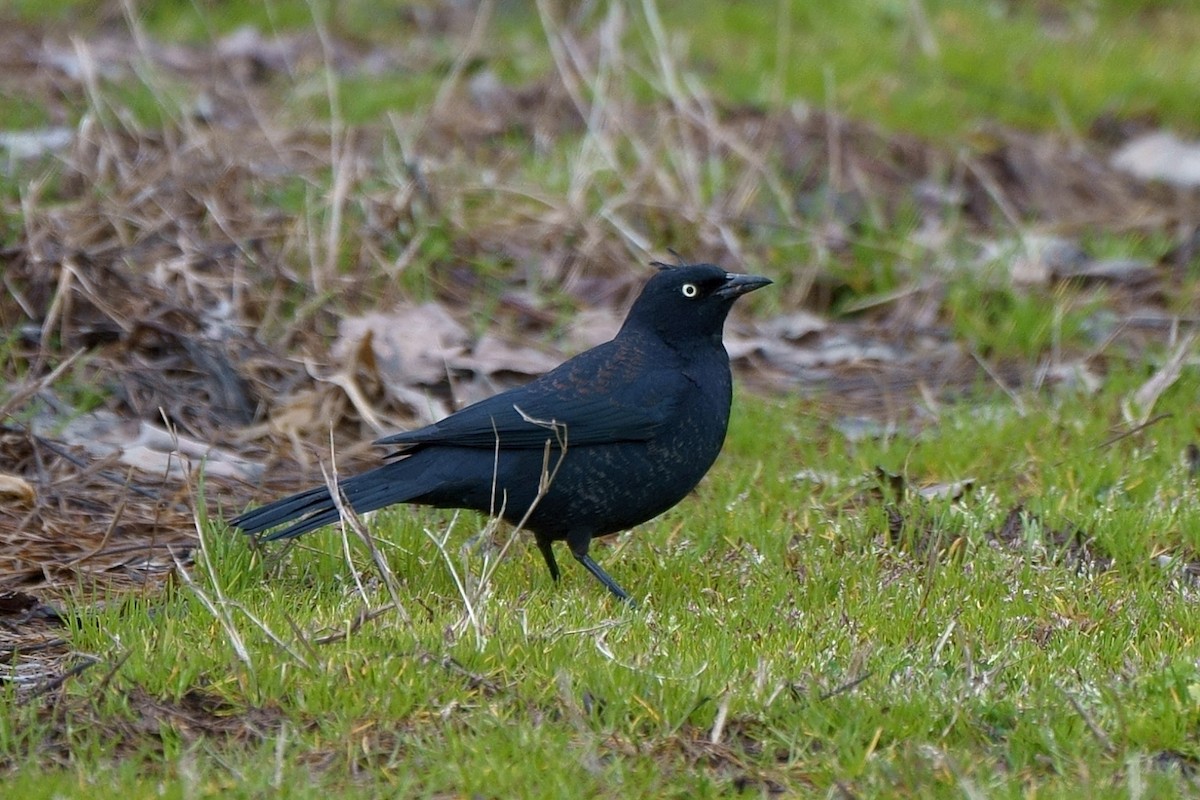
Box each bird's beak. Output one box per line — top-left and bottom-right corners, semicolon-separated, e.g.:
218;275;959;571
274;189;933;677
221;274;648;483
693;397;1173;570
716;272;772;299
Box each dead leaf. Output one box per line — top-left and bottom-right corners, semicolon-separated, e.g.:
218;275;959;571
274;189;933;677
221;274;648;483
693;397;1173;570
35;410;262;482
1112;131;1200;188
451;334;561;378
0;474;36;504
916;478;976;501
983;234;1086;285
1053;258;1157;286
0;127;73;160
334;304;470;387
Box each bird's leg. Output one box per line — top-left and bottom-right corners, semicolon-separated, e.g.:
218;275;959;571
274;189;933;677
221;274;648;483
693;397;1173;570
568;538;631;602
535;535;561;582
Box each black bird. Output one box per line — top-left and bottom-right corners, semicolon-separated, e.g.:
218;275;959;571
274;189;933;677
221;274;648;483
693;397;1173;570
231;263;771;600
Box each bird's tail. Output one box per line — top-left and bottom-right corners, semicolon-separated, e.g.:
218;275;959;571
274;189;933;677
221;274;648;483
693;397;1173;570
230;460;433;541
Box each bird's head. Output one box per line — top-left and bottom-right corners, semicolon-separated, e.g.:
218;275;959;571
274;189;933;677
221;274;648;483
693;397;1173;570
619;262;772;347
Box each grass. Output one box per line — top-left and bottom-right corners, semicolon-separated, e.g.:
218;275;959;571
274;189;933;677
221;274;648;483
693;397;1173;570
5;365;1200;796
7;1;1200;136
4;0;1200;796
662;0;1200;138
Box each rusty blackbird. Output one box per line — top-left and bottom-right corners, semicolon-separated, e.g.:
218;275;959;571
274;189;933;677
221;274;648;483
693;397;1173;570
231;262;770;600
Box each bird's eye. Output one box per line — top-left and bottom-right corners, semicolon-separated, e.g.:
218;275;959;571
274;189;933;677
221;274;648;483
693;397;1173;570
681;283;698;298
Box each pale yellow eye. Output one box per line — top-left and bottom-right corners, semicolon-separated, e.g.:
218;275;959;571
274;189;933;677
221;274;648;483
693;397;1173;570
681;283;698;298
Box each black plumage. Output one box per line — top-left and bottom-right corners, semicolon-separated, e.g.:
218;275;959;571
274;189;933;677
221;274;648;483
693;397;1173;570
230;263;771;600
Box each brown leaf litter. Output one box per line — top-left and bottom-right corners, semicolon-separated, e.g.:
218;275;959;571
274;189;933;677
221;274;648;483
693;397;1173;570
0;685;288;772
0;429;196;594
0;427;199;690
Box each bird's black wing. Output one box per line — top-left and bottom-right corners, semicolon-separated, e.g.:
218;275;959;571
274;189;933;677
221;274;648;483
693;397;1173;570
377;338;684;451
